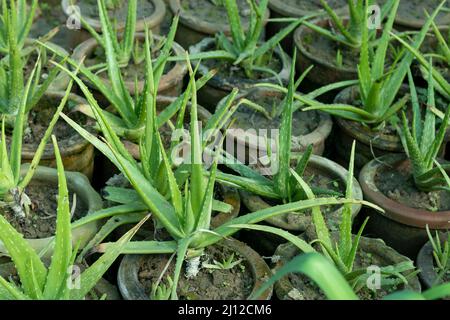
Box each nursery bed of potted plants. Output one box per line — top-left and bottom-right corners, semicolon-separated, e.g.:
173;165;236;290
0;0;449;303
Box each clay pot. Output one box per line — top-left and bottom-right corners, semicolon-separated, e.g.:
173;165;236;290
239;154;362;255
18;92;96;179
417;237;450;292
273;234;421;300
221;88;333;163
72;34;187;97
267;0;347;53
190;37;291;110
117;238;273;300
0;262;121;300
393;1;450;31
62;0;166;34
0;165;103;259
294;18;359;86
359;154;450;258
169;0;270;49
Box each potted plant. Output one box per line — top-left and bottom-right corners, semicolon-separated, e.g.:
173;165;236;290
169;0;270;49
0;136;142;300
293;0;402;86
359;67;450;257
303;3;446;169
214;61;363;254
70;0;187;98
0;68;102;258
417;226;449;292
270;142;421;300
187;0;303;109
62;0;166;33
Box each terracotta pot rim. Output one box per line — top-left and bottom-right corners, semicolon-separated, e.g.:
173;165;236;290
223;87;333;152
269;0;346;18
170;0;270;36
359;154;450;229
62;0;166;32
294;17;358;75
190;37;291;92
0;165;102;257
72;34;187;94
273;234;421;300
19;91;94;160
240;154;363;231
117;238;273;300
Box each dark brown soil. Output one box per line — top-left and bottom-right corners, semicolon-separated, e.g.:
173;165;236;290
180;0;253;25
280;0;346;12
138;244;254;300
287;248;401;300
79;0;156;22
6;95;91;153
2;181;87;239
232;92;321;137
375;160;450;212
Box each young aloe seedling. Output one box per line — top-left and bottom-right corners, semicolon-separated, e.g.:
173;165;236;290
0;135;146;300
302;1;447;129
185;0;315;79
399;66;450;192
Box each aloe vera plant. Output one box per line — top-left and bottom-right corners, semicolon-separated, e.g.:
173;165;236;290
426;226;450;284
301;0;396;49
251;252;450;300
0;135;146;300
0;58;74;219
303;1;447;128
185;0;312;79
399;66;450;192
0;0;62;120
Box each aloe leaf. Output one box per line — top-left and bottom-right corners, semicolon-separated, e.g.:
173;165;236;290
42;136;72;299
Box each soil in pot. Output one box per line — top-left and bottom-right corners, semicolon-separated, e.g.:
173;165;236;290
226;88;332;156
274;235;421;300
191;38;290;110
6;93;95;178
375;161;450;212
118;239;273;300
2;181;87;239
138;245;253;300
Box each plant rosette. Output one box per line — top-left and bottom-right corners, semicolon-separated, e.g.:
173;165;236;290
0;165;103;259
272;233;421;300
267;0;347;52
221;88;332;160
332;85;449;170
240;154;362;233
0;261;121;300
359;154;450;257
417;238;450;293
169;0;270;49
62;0;166;33
7;92;96;179
72;34;188;98
117;238;273;300
189;38;291;110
